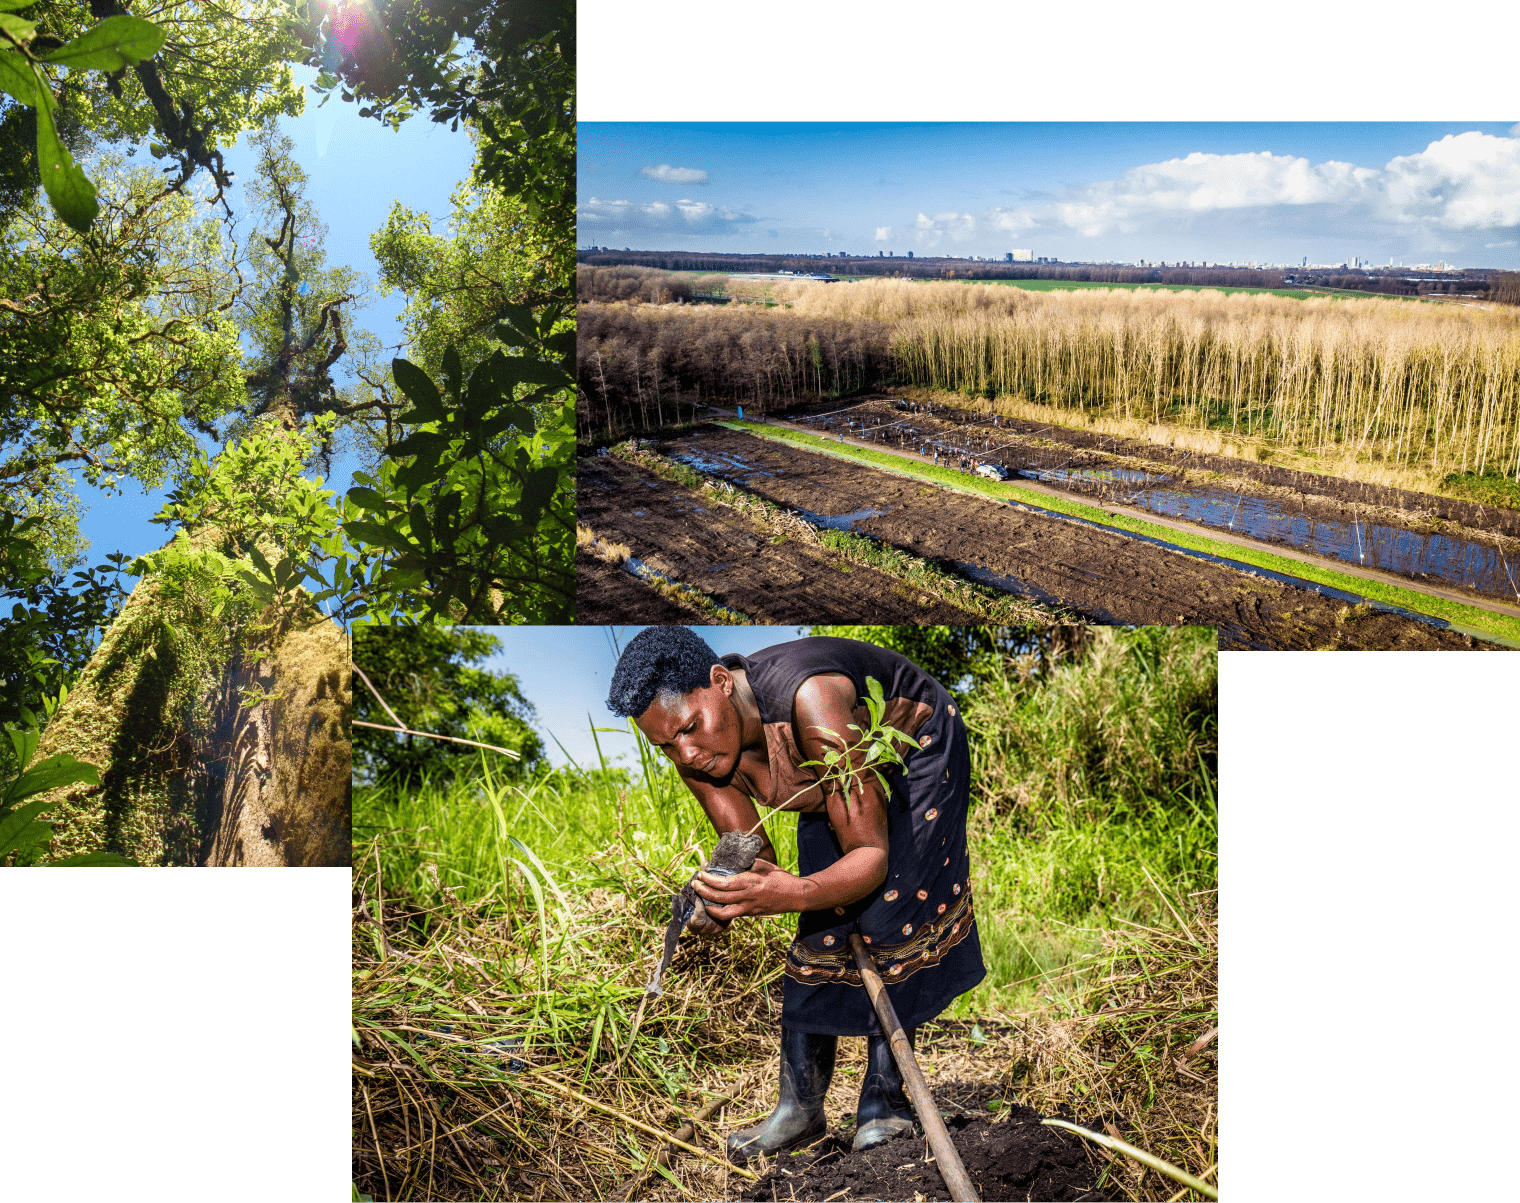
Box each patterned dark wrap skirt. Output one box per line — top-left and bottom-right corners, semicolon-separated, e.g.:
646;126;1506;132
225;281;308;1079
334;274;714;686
725;640;985;1038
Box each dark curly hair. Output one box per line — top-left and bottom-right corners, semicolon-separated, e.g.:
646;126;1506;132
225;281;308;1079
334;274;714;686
607;626;722;718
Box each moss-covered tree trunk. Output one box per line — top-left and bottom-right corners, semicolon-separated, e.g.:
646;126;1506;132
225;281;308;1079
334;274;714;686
33;564;351;867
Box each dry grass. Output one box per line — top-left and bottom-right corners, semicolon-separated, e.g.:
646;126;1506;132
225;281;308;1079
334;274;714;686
1003;898;1219;1201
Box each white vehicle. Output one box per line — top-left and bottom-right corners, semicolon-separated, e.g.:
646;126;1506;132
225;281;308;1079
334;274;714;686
975;462;1009;481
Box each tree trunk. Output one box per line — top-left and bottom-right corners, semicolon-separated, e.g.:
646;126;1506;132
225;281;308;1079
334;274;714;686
33;548;351;867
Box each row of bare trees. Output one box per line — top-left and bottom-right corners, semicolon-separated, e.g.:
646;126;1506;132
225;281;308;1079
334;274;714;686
576;303;891;440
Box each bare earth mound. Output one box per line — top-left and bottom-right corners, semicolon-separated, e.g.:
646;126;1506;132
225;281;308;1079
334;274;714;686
739;1106;1098;1203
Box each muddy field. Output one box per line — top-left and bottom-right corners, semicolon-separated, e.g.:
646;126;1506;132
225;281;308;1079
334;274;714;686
787;396;1520;605
739;1105;1100;1203
576;548;705;623
656;426;1485;649
578;455;987;624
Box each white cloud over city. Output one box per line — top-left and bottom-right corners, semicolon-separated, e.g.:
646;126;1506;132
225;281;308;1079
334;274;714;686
971;132;1520;243
580;196;757;234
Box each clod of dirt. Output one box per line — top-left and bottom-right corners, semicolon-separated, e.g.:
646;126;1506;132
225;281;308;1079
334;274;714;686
738;1106;1101;1202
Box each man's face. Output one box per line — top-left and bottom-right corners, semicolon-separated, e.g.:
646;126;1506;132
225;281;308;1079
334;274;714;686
635;666;741;778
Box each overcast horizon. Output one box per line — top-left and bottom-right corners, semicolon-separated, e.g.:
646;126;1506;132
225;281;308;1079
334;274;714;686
578;122;1520;270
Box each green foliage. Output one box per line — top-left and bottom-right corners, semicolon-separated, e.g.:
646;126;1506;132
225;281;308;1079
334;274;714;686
237;128;378;426
16;1;303;208
791;675;916;823
371;177;568;379
0;509;126;784
352;624;543;787
810;625;1091;699
1441;468;1520;511
345;305;575;623
0;159;247;504
0;10;164;229
1;697;135;866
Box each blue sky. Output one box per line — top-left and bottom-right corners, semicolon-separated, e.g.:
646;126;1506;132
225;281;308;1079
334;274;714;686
477;626;805;770
69;67;477;574
579;122;1520;269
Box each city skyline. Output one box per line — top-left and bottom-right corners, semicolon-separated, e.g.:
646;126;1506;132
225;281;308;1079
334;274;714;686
578;123;1520;269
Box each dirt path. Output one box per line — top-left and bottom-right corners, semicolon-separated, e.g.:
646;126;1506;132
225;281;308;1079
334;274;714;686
668;427;1485;649
578;456;988;625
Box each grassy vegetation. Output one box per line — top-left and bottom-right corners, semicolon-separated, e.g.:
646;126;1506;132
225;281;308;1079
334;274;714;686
352;628;1218;1201
1441;469;1520;512
723;419;1520;646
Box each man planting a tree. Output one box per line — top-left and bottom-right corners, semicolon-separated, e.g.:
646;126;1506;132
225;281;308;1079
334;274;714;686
607;627;985;1163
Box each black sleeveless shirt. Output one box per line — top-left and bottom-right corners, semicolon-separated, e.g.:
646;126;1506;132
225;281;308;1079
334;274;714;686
721;637;985;1036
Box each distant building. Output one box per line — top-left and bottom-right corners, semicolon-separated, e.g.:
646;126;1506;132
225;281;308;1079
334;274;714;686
907;251;914;258
1007;249;1033;262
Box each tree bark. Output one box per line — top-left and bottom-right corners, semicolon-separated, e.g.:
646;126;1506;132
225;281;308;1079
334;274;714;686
33;556;351;867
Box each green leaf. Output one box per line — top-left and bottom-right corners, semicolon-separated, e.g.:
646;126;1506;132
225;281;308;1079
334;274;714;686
391;358;444;420
0;49;36;105
3;752;100;807
247;544;274;581
0;0;40;11
345;486;392;513
51;850;139;866
35;93;98;232
45;15;165;70
0;799;55;858
0;12;36;40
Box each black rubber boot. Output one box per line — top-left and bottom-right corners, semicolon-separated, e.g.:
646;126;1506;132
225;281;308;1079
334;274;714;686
853;1027;917;1151
726;1027;836;1164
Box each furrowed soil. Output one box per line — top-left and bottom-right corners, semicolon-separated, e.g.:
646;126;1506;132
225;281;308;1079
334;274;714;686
667;426;1484;649
575;548;706;623
578;455;986;624
739;1104;1099;1202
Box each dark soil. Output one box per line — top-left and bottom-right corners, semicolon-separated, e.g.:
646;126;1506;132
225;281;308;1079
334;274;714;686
786;393;1520;538
667;426;1487;649
578;454;987;625
739;1106;1101;1203
575;548;706;623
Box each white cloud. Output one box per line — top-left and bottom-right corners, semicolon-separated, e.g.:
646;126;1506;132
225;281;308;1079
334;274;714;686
981;132;1520;240
579;196;758;235
874;226;893;241
640;164;709;185
913;211;976;247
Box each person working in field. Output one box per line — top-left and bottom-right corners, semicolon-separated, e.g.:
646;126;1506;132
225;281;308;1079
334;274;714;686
607;627;985;1163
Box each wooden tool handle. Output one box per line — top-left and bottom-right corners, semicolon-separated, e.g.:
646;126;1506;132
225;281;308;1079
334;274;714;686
848;933;981;1203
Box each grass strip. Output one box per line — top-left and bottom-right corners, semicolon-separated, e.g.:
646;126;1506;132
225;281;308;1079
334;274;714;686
720;420;1520;646
611;442;1069;626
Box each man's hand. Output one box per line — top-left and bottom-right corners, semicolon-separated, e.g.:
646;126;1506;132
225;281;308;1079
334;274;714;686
685;895;730;938
691;859;805;921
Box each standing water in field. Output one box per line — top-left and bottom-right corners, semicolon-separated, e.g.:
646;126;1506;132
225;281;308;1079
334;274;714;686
1019;466;1520;602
